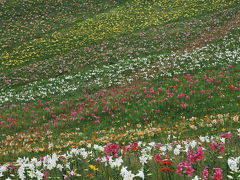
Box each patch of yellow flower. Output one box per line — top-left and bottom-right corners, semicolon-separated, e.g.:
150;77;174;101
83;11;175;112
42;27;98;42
89;165;99;171
0;0;238;68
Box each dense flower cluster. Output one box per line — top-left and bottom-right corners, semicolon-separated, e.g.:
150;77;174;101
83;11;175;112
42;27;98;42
0;131;239;179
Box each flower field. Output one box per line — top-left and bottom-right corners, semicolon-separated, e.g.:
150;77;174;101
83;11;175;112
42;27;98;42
0;0;240;179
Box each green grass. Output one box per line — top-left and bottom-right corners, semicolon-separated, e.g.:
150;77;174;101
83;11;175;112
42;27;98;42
0;0;123;53
0;0;238;69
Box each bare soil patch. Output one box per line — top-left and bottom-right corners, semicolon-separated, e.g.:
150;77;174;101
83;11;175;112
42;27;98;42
178;13;240;53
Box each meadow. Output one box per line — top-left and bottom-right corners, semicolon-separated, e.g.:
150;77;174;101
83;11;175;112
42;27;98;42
0;0;240;179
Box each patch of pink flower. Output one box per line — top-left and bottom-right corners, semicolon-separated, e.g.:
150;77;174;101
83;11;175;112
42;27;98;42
104;143;120;158
209;142;225;154
43;171;49;179
180;103;188;109
154;154;162;163
176;161;195;177
187;146;204;163
220;132;233;140
202;166;209;180
123;142;139;154
212;168;223;180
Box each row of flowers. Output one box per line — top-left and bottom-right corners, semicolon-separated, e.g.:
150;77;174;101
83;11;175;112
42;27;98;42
1;5;238;89
0;0;119;54
0;61;239;131
0;62;239;159
0;111;239;160
0;130;240;179
0;31;239;105
0;0;237;67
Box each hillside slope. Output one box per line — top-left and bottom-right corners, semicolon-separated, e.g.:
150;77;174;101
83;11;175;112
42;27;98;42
0;0;240;179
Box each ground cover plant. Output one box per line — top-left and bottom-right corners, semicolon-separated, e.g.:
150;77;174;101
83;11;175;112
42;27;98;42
0;0;240;179
0;0;238;68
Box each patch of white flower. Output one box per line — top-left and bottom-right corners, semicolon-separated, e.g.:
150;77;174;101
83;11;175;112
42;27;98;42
0;165;8;178
120;166;144;180
228;156;240;172
0;129;239;179
139;154;152;165
0;35;239;105
173;144;182;155
109;157;123;168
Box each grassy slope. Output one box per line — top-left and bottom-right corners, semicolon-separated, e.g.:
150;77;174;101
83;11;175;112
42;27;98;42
0;0;239;173
0;0;125;52
0;0;238;69
0;1;239;104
